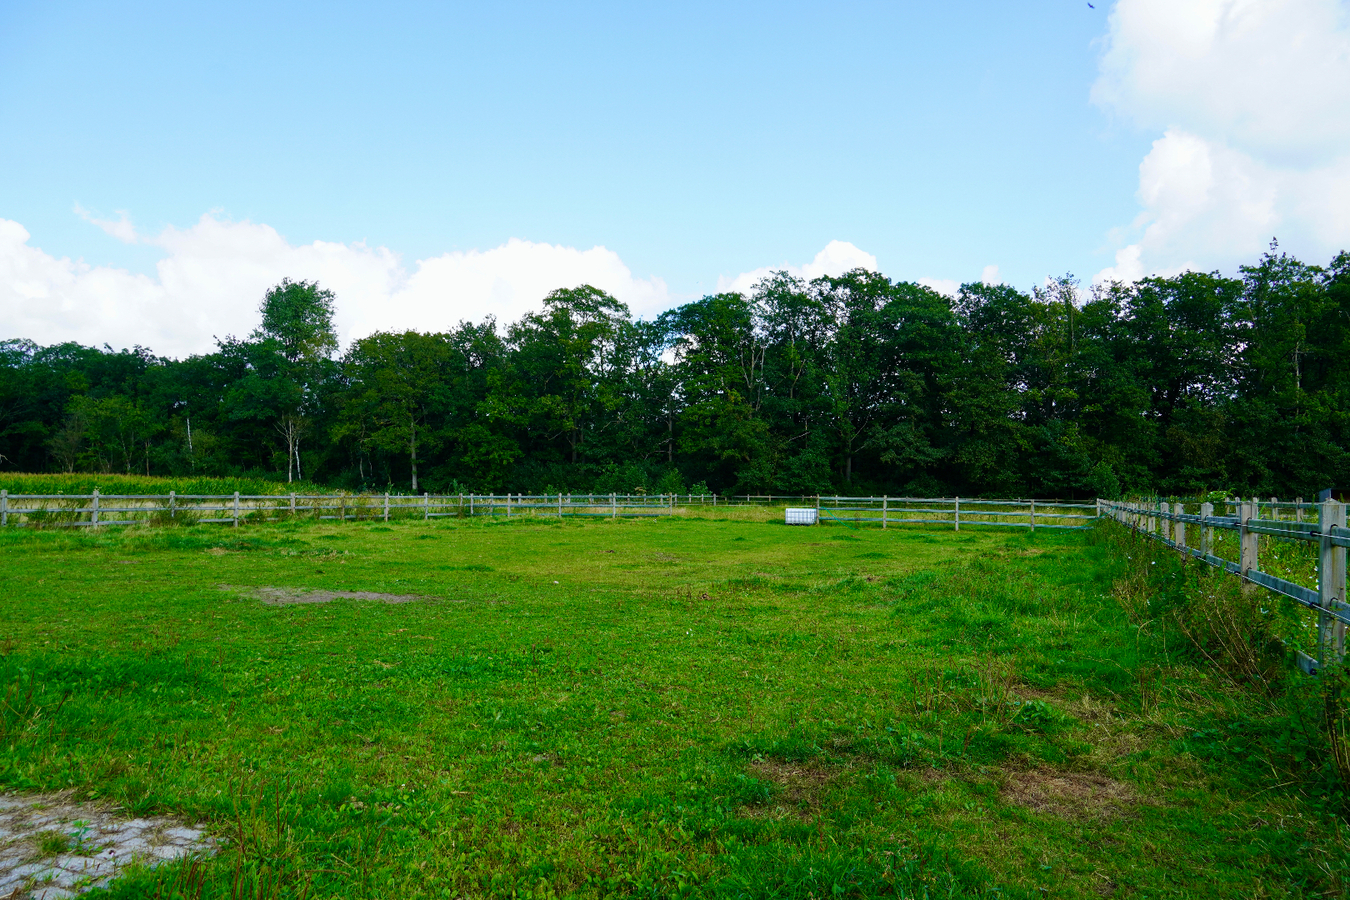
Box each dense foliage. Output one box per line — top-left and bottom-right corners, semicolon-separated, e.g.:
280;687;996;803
2;246;1348;498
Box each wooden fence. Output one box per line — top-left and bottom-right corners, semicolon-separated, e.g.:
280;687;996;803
0;490;1098;532
0;491;689;527
1101;498;1349;673
816;496;1098;530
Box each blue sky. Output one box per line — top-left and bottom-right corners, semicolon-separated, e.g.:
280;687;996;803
3;1;1348;356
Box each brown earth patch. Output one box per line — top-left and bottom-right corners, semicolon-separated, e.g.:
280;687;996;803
218;585;421;605
740;759;844;820
1000;767;1136;820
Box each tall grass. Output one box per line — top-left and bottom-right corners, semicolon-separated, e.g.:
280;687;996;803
0;473;327;496
1099;519;1350;808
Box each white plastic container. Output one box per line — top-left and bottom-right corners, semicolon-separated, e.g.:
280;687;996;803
785;508;818;525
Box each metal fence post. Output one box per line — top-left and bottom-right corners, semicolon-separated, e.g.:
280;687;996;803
1318;499;1347;666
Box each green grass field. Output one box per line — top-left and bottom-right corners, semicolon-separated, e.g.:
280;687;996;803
1;511;1346;899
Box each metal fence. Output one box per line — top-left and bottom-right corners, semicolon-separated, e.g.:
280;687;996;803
1101;498;1349;673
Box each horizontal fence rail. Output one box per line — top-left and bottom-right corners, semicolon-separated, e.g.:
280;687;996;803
1101;498;1348;674
815;496;1098;531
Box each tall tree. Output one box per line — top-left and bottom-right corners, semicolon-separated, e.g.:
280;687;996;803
226;279;339;482
340;331;456;493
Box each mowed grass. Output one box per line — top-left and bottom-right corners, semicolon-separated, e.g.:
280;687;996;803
0;512;1345;898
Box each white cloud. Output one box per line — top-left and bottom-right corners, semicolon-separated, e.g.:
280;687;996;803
715;240;878;295
74;204;139;244
1092;0;1350;283
0;213;671;358
916;278;959;297
980;264;1001;285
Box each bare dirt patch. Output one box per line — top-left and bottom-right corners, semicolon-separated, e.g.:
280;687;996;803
0;792;216;899
740;759;844;820
218;585;421;606
1000;767;1137;820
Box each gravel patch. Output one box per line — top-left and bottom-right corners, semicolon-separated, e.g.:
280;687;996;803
0;793;216;898
218;584;422;605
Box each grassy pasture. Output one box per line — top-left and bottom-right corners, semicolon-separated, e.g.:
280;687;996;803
0;511;1345;898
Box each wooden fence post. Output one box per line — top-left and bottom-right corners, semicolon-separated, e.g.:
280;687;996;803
882;495;888;529
954;496;960;532
341;494;347;523
290;492;296;517
611;493;617;519
470;494;475;517
232;491;239;528
1030;498;1036;533
1296;498;1304;524
384;493;390;522
424;492;430;520
1174;501;1186;553
169;490;175;520
1318;499;1347;665
1239;499;1259;595
90;489;99;527
1200;502;1214;557
0;489;5;527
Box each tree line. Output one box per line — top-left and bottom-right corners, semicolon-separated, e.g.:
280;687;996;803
2;243;1347;499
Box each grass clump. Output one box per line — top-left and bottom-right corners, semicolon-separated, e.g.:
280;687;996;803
35;830;70;856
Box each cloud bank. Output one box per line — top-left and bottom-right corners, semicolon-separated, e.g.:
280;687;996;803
0;213;673;358
1093;0;1350;282
1;213;891;359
